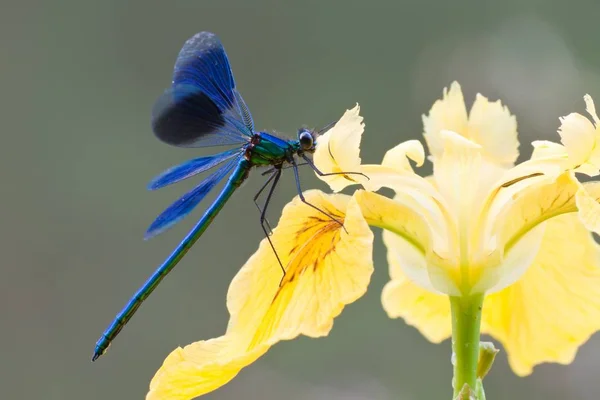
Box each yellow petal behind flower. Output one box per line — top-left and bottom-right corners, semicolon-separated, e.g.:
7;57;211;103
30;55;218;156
422;82;468;159
482;213;600;376
313;104;367;192
381;262;451;343
467;93;518;166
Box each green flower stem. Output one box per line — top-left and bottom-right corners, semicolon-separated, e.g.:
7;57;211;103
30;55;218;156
450;294;485;398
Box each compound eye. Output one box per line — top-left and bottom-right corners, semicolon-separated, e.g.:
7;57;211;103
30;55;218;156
299;130;314;150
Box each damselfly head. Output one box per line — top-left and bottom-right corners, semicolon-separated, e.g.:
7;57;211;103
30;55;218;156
297;128;315;151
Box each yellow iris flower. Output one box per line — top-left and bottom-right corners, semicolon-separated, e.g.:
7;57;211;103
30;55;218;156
147;82;600;399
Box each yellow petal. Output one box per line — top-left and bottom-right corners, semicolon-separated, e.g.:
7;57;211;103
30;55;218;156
422;81;468;159
227;190;373;343
467;93;518;166
496;173;580;254
381;263;451;343
146;335;268;400
381;225;435;294
556;94;600;176
475;172;579;294
381;139;425;172
356;139;427;196
313;104;367;192
482;154;569;236
472;222;545;295
557;112;597;170
482;213;600;376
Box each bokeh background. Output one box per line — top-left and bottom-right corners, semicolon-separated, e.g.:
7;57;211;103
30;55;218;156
3;1;600;399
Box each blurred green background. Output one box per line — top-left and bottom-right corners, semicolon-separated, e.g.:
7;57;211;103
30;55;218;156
3;0;600;399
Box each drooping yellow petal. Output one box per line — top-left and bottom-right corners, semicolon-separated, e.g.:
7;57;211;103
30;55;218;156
472;153;568;276
474;170;600;295
423;82;468;159
480;152;569;242
467;94;518;166
313;104;367;192
148;190;374;399
477;173;580;294
495;173;586;254
482;213;600;376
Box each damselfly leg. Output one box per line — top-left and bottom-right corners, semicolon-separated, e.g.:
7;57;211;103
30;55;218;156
253;169;278;235
255;168;287;276
300;154;370;181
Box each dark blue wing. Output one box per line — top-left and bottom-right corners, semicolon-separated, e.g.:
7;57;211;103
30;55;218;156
147;148;242;190
145;158;238;239
151;32;254;148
